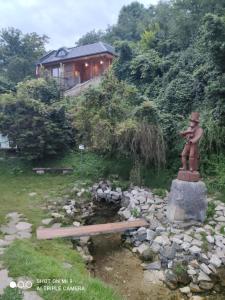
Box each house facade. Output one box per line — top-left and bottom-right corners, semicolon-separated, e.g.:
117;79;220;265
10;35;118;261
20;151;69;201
36;42;116;90
0;134;11;149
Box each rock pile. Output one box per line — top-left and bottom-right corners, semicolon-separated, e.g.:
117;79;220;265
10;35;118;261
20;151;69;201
92;180;122;204
117;186;225;296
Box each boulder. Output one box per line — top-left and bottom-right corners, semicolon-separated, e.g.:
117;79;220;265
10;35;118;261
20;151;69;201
167;179;207;223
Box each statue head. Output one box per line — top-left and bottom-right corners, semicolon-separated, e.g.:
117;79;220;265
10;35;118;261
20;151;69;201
189;112;200;128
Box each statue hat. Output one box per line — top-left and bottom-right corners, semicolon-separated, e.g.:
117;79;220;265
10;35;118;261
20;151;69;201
190;112;200;123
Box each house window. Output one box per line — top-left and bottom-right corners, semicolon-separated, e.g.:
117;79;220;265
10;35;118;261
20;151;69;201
52;67;59;77
56;48;68;57
57;50;66;57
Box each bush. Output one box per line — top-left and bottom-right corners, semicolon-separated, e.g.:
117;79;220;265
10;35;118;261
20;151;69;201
0;79;74;160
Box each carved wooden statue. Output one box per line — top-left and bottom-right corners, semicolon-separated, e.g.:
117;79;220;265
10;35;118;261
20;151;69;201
177;112;203;182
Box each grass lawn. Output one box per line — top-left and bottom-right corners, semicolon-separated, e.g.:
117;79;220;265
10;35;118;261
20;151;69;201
3;239;121;300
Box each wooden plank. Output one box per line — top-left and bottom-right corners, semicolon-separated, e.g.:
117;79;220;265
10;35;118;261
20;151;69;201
37;219;148;240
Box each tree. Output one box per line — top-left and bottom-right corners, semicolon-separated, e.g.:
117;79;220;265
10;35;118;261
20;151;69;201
200;14;225;71
0;28;48;85
0;79;74;160
75;30;105;46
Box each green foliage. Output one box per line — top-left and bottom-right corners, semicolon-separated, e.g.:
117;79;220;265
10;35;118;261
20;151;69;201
0;288;23;300
0;27;48;85
200;232;209;252
204;155;225;199
200;13;225;71
131;207;141;218
206;201;216;219
172;262;187;277
152;188;167;198
140;23;160;50
70;71;166;168
0;79;74;160
0;76;14;94
130;50;162;84
220;226;225;235
75;29;105;46
17;78;60;104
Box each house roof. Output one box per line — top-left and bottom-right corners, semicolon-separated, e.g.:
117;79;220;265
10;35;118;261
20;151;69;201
38;42;116;65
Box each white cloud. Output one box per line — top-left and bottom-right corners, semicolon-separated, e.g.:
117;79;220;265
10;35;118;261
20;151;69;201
0;0;160;49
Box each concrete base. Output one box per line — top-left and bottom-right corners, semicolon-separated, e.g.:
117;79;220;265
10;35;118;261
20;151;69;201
167;179;207;223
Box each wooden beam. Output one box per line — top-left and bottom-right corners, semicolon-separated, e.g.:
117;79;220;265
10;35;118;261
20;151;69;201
37;219;148;240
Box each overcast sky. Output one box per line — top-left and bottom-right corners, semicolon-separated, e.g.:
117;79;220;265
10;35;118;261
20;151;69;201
0;0;159;50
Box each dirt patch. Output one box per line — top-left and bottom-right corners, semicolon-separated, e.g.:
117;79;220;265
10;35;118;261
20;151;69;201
91;233;180;300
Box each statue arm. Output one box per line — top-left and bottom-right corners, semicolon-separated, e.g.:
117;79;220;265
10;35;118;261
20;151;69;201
180;128;192;136
190;128;203;144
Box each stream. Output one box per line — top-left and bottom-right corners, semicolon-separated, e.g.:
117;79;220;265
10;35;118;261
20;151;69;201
85;201;181;300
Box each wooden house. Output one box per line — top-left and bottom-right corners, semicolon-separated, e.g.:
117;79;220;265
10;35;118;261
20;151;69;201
36;42;116;91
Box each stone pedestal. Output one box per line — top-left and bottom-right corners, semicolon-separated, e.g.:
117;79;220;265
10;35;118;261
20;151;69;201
167;179;207;223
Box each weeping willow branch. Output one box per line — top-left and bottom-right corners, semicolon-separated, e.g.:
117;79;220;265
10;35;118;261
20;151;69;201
115;120;166;168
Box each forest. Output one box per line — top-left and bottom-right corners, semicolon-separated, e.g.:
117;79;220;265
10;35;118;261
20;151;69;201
0;0;225;193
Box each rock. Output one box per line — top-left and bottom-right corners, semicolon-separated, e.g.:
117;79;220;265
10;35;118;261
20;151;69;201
197;271;211;282
154;235;170;246
51;213;64;219
138;245;154;261
16;231;32;239
0;224;17;235
190;283;202;293
28;192;37;197
191;239;203;247
215;216;225;222
150;242;161;253
41;218;53;225
206;235;214;244
0;240;10;247
172;237;183;245
144;270;164;284
200;263;211;275
160;244;176;260
199;281;214;290
179;286;190;294
16;222;32;231
4;235;16;241
209;255;222;268
188;268;197;276
118;209;131;220
164;270;178;289
146;229;156;241
62;262;72;269
183;234;193;243
189;246;201;255
181;242;191;251
167;179;207;223
144;261;161;270
190;259;199;268
73;221;81;227
190;296;205;300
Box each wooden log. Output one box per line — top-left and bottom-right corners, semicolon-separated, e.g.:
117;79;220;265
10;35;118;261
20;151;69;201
37;219;148;240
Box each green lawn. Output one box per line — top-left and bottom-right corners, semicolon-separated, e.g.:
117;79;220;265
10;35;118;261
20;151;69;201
3;239;121;300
